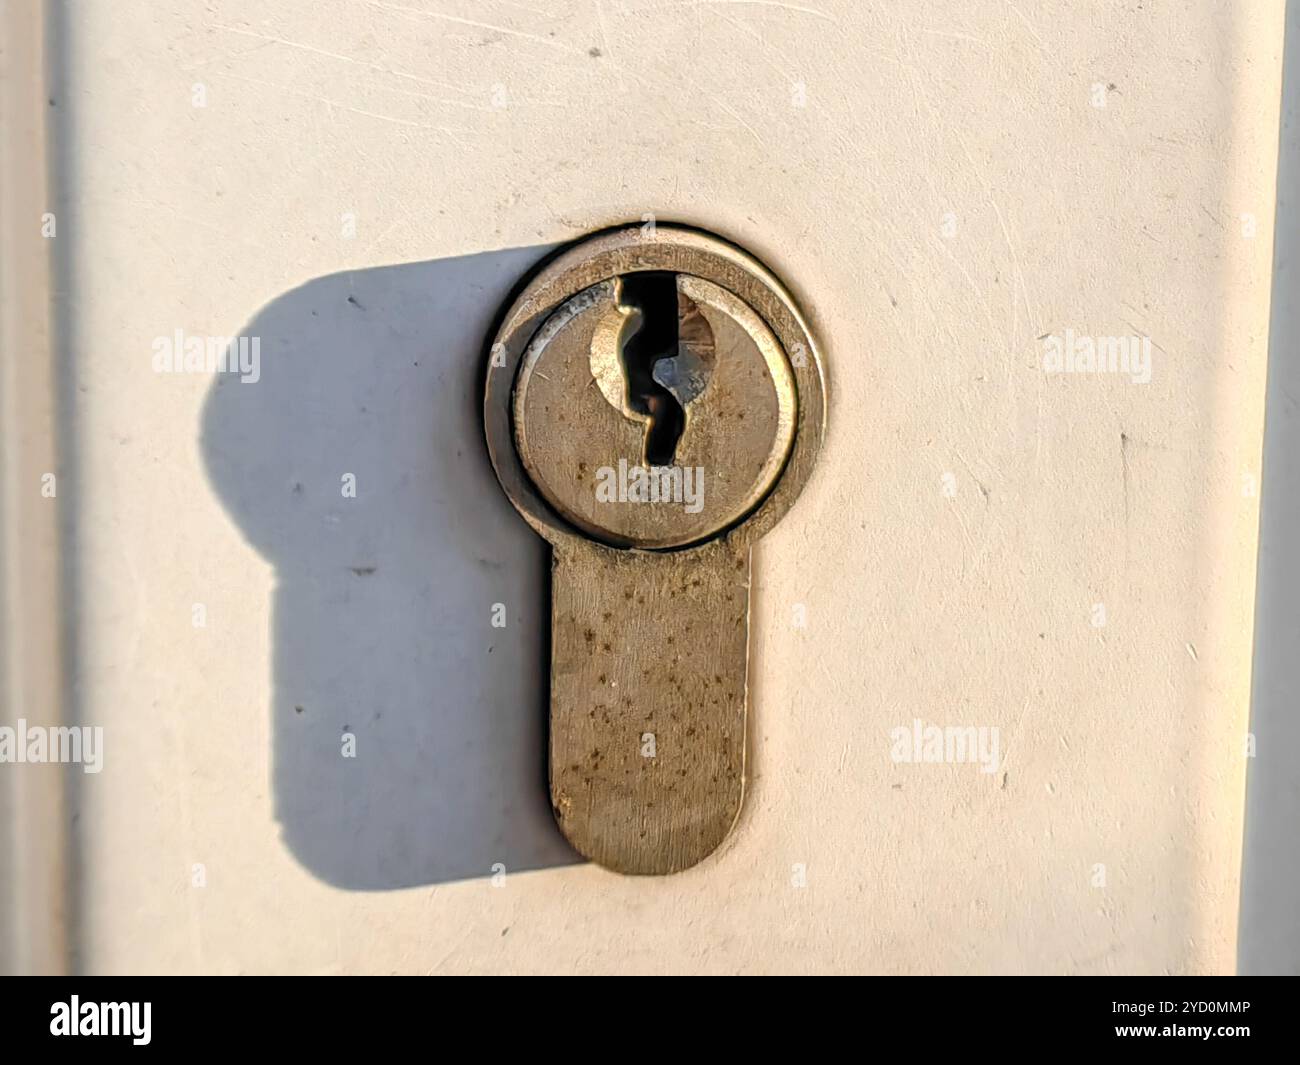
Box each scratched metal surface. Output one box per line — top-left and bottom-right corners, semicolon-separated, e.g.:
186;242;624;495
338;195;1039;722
549;539;750;875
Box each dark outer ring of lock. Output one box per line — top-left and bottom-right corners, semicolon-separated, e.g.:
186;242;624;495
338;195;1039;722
484;224;827;553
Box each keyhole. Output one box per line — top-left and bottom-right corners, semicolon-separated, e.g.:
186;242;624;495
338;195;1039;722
617;272;686;466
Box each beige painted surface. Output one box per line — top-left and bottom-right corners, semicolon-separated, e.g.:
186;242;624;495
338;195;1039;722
18;0;1283;973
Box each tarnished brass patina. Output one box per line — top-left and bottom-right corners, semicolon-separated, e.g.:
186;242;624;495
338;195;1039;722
484;225;826;875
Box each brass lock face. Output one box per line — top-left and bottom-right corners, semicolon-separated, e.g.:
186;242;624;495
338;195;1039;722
484;225;826;874
513;273;797;549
